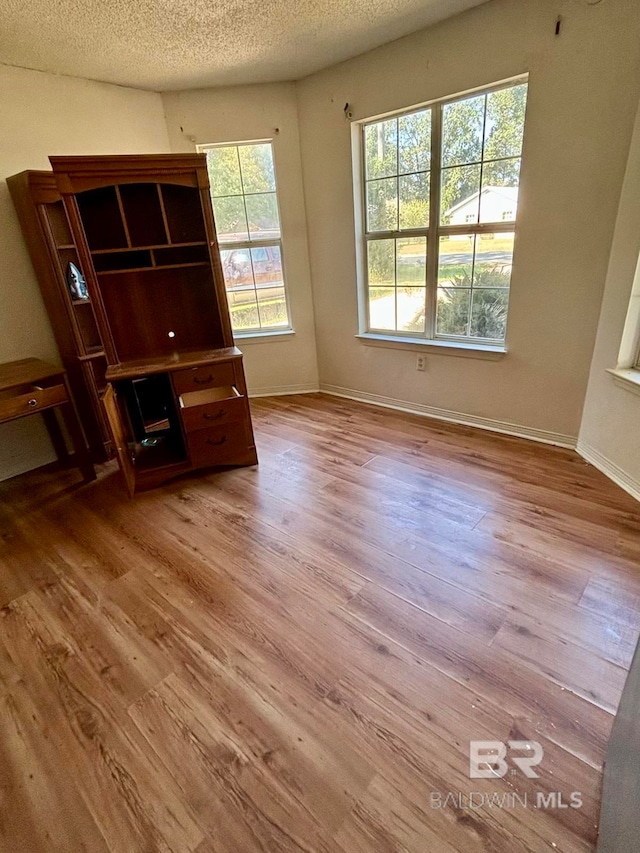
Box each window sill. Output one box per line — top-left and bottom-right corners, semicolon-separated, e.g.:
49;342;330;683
607;367;640;397
356;333;507;360
234;329;295;344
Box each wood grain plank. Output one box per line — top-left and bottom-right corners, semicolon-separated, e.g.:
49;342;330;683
0;593;204;853
345;582;615;769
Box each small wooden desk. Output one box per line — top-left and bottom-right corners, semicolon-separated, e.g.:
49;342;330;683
0;358;95;482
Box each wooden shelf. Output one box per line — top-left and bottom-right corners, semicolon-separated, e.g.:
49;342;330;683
91;241;207;255
56;243;75;250
72;298;91;306
96;261;209;276
106;347;242;381
78;349;106;362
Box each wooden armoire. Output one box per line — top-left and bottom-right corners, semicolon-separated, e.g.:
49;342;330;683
8;154;257;494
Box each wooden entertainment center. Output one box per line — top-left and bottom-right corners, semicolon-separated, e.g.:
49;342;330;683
8;154;257;494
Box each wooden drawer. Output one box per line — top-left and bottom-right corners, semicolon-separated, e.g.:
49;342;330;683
187;421;248;468
0;383;67;422
172;362;235;394
179;386;245;433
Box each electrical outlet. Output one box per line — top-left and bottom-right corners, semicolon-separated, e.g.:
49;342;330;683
416;355;426;372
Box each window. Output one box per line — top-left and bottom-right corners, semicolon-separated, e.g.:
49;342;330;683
616;252;640;370
198;140;291;335
358;78;528;345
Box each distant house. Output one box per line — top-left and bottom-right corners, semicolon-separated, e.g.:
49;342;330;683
445;186;519;225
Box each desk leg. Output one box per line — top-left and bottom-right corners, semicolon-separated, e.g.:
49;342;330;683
59;400;96;483
42;409;69;461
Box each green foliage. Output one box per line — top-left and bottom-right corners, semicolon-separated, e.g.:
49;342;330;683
437;265;510;340
442;95;485;168
404;263;511;339
440;85;527;221
206;144;280;238
467;287;509;339
229;295;288;331
364;110;432;179
484;84;528;161
399;194;429;230
367;240;394;284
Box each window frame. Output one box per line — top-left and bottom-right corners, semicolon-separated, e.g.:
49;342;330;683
197;138;293;338
354;75;528;348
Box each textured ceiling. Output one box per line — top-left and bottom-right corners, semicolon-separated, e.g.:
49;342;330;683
0;0;490;91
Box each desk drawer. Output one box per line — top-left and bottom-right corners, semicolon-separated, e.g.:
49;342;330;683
187;421;248;468
172;362;235;394
0;383;67;422
179;386;245;433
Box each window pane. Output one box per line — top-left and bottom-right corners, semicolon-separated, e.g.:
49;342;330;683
396;237;426;286
230;297;260;332
399;110;431;174
442;94;486;167
367;239;395;287
367;178;398;232
251;244;283;287
220;247;253;290
480;159;520;223
205;147;242;197
399;172;430;230
440;164;481;225
257;285;289;329
470;288;509;340
398;287;426;333
438;234;474;287
221;246;261;332
437;288;471;336
474;233;514;287
365;119;398;179
245;192;280;239
484;84;527;161
369;287;396;330
239;143;276;193
214;196;249;242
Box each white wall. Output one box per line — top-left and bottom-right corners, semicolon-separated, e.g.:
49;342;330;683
579;100;640;500
296;0;640;442
0;65;169;481
161;83;319;396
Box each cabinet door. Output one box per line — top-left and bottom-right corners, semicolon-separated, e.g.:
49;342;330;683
102;384;135;496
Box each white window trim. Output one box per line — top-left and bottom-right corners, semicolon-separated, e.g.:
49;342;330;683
197;139;293;339
356;333;506;360
235;329;296;344
352;75;528;354
607;250;640;395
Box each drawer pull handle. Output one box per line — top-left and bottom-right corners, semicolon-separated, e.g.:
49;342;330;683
194;375;214;385
28;398;38;407
203;410;226;420
205;436;227;446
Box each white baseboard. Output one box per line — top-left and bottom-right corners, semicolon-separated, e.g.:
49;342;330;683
577;441;640;504
248;383;320;398
319;383;577;449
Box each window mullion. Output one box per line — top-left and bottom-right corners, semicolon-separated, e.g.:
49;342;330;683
426;104;442;340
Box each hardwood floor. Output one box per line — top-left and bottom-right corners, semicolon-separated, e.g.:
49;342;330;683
1;392;639;852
